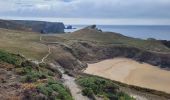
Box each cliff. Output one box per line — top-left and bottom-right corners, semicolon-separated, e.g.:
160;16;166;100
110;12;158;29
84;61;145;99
0;19;65;33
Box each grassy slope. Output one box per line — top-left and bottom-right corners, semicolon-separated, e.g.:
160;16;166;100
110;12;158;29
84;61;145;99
0;28;48;61
56;28;170;53
1;27;169;62
0;50;73;100
0;25;169;99
0;50;24;66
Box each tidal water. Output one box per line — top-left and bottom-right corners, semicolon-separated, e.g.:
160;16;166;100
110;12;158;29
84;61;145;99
65;25;170;40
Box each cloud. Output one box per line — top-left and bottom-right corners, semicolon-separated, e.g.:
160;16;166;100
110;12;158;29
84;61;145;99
0;0;170;19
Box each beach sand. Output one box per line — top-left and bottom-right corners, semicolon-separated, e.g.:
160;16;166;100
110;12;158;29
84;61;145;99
84;58;170;94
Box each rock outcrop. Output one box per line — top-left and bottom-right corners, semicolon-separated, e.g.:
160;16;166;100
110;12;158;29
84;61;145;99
86;25;102;32
65;25;73;29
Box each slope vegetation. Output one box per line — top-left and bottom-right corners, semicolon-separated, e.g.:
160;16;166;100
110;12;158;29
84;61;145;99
0;25;170;100
0;50;73;100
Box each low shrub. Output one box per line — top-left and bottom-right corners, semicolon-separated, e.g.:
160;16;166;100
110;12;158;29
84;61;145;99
77;76;135;100
22;71;47;82
82;87;94;98
37;79;73;100
117;92;135;100
77;76;118;94
0;50;23;66
19;62;55;83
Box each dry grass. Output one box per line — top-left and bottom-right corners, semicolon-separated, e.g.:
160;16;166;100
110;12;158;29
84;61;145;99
41;35;67;43
0;28;48;61
57;28;170;53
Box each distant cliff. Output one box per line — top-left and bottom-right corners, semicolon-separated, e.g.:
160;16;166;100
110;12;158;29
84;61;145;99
0;19;65;33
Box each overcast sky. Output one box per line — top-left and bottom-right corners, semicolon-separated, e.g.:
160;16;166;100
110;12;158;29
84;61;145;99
0;0;170;25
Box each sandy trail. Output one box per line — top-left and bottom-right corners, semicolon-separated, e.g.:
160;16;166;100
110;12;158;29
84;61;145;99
50;63;89;100
40;46;51;63
84;58;170;94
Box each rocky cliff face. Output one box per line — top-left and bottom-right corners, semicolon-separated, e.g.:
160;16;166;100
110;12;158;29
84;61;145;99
0;19;65;33
0;20;29;31
44;40;170;71
70;41;170;69
41;22;65;33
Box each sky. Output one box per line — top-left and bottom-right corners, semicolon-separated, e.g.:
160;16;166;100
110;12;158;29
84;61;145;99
0;0;170;25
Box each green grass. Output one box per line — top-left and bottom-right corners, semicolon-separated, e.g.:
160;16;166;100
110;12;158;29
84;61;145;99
0;45;72;100
11;56;72;100
37;79;73;100
21;69;48;82
0;50;23;66
13;58;72;99
19;62;56;83
15;61;73;100
76;76;135;100
118;92;136;100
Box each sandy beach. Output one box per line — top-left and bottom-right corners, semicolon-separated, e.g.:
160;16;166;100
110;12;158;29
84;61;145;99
84;58;170;94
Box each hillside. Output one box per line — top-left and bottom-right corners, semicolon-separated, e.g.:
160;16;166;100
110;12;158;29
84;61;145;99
0;25;170;71
0;50;73;100
0;28;48;61
0;19;65;33
0;49;135;100
43;26;170;68
58;26;170;53
0;25;170;100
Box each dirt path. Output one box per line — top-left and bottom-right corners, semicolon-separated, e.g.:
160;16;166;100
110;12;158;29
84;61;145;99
40;46;51;63
50;63;89;100
39;35;51;63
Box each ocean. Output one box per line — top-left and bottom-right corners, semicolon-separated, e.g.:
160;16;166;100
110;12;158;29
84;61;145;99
65;25;170;40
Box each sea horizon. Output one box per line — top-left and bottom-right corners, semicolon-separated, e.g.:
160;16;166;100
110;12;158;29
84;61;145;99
65;25;170;40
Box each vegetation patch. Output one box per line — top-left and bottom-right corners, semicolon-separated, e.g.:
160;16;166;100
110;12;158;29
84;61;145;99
17;62;56;83
13;59;73;100
76;76;135;100
0;50;23;66
37;79;73;100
